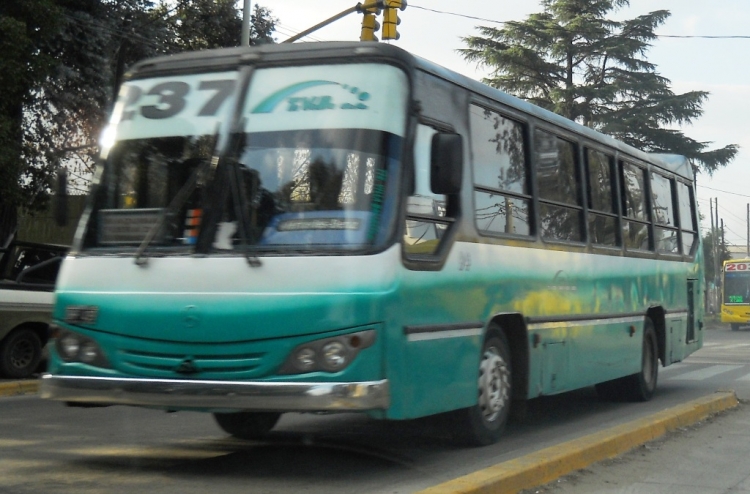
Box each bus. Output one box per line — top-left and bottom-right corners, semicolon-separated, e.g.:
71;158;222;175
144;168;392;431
41;42;703;446
721;259;750;331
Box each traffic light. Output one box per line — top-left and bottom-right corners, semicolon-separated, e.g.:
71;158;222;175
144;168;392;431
360;12;380;42
382;0;406;40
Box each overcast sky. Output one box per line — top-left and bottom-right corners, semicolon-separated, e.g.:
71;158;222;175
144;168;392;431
262;0;750;249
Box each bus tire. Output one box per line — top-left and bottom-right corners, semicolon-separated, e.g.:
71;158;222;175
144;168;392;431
731;323;740;331
0;328;42;379
452;331;512;446
596;317;658;402
213;412;281;440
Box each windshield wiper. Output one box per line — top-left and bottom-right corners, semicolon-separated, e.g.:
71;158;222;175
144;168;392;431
134;157;214;266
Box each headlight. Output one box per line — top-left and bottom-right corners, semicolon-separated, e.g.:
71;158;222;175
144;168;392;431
59;333;81;360
279;329;376;375
54;329;110;368
294;347;317;372
322;341;348;370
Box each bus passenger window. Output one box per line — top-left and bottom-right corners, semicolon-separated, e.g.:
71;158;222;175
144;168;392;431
469;105;531;236
676;181;698;255
621;162;651;251
585;148;618;246
651;172;679;254
535;130;582;242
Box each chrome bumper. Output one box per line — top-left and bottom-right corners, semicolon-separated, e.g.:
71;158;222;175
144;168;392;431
40;374;389;412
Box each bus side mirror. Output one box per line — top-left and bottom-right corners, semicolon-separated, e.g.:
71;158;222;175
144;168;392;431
430;133;463;195
54;168;68;227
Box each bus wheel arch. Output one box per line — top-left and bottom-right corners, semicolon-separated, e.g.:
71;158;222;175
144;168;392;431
450;314;529;446
646;306;666;366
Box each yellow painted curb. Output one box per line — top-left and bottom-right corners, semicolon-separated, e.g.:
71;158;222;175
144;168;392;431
418;391;739;494
0;380;39;397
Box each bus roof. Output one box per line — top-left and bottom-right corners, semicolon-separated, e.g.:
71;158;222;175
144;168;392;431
126;41;694;181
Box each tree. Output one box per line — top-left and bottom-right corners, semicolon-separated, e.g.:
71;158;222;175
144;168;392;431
0;0;62;244
0;0;277;245
459;0;737;174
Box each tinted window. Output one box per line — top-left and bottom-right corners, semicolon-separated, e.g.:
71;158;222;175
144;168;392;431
622;162;648;221
586;149;614;213
470;105;532;237
585;148;618;247
651;173;675;226
535;130;582;242
470;105;527;194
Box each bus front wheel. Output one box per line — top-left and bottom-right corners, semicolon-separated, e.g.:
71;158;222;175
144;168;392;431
213;412;281;440
452;331;512;446
596;317;658;402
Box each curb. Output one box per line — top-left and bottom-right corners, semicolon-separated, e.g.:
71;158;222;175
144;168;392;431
418;391;739;494
0;380;39;397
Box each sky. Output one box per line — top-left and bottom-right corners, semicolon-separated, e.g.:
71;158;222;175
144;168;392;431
261;0;750;251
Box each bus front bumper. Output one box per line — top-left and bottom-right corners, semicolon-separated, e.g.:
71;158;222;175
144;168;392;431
40;374;390;412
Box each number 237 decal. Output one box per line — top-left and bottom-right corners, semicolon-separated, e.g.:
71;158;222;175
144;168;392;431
120;78;236;121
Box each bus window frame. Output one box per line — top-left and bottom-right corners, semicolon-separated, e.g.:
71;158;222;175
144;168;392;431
532;124;586;247
467;101;535;241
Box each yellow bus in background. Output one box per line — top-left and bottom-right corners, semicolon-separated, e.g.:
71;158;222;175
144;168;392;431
721;259;750;331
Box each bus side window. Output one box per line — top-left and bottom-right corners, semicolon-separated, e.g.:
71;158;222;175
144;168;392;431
585;148;618;246
651;172;679;254
676;181;698;255
403;124;456;257
535;130;583;242
620;161;652;251
469;105;532;237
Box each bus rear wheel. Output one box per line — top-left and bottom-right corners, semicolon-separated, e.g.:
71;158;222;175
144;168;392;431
731;323;741;332
452;331;512;446
596;317;658;402
213;412;281;440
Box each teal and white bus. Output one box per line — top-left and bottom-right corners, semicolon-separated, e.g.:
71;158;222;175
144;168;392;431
41;42;703;446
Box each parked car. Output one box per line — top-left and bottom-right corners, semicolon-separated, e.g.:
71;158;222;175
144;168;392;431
0;240;67;378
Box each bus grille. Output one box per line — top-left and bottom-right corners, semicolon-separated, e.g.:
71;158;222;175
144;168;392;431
118;348;271;379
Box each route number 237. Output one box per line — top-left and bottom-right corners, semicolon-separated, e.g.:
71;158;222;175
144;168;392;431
726;263;749;271
120;79;236;121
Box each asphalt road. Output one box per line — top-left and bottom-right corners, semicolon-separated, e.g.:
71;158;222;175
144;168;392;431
1;322;748;494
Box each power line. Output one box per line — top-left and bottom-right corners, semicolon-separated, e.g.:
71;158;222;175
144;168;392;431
409;4;750;39
698;184;750;199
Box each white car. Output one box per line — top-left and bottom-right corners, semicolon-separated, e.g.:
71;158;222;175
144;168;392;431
0;241;66;378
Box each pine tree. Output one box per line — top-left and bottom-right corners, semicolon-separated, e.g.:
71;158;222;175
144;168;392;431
459;0;737;174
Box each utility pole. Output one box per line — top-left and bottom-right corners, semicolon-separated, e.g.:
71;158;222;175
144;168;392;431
746;203;749;257
241;0;251;46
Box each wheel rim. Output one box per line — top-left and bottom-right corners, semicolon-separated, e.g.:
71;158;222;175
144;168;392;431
478;346;510;423
10;338;34;369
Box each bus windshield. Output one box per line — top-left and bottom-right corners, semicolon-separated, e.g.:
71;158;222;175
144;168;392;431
83;63;408;254
724;264;750;304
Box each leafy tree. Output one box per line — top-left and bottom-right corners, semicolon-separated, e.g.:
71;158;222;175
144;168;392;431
0;0;277;245
0;0;62;244
157;2;275;52
459;0;737;174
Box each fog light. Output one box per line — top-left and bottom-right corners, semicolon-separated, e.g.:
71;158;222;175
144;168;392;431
295;347;316;371
322;341;348;370
59;333;81;360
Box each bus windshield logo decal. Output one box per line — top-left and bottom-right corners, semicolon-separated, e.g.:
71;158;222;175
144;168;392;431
251;80;371;114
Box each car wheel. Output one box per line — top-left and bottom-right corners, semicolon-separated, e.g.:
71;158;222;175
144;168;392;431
0;328;42;379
